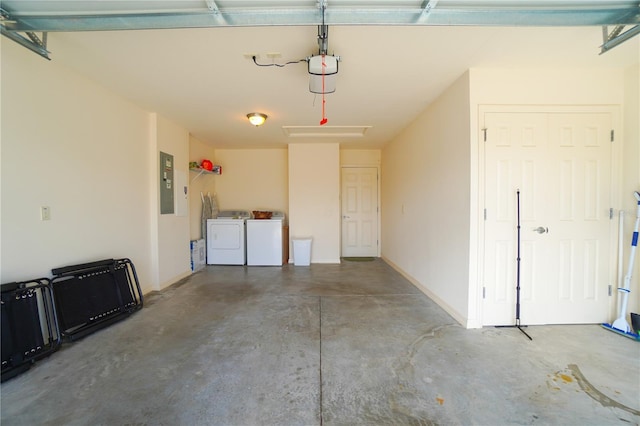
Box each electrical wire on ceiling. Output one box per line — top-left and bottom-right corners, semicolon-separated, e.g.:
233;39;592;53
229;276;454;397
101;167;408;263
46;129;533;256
252;56;306;68
248;1;338;125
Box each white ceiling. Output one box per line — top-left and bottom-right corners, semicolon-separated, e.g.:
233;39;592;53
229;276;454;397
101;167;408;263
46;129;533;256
41;24;639;149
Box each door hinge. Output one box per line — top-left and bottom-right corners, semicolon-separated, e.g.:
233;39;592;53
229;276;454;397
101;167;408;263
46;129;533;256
482;287;486;299
610;208;614;219
610;130;614;142
482;128;487;142
484;208;487;220
608;285;612;296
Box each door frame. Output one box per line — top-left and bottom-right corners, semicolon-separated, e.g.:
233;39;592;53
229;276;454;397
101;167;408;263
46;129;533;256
340;165;381;258
475;104;622;326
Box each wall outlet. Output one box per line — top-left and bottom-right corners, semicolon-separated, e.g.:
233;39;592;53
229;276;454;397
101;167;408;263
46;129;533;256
40;206;51;221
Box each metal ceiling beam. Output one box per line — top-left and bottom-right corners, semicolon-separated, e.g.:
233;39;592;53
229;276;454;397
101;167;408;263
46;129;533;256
421;0;439;16
0;8;50;59
0;27;51;60
1;3;639;32
2;2;639;59
416;0;439;23
205;0;227;24
205;0;220;15
601;24;640;54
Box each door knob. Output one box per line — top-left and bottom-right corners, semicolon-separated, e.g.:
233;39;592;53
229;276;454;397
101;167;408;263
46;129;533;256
533;226;548;234
342;215;350;219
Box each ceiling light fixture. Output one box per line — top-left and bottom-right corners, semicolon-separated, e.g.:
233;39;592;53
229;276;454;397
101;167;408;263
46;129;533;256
247;112;267;126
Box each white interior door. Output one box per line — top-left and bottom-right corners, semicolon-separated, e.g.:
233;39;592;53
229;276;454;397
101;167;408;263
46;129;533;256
341;167;379;257
482;111;613;326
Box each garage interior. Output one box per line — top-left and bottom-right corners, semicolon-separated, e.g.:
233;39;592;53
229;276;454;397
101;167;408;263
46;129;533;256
2;260;640;424
1;1;639;424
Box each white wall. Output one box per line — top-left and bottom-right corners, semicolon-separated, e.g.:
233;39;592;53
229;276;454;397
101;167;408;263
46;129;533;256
382;67;632;328
469;68;627;105
150;114;191;291
467;67;630;327
340;150;381;166
188;135;216;240
213;149;288;215
1;39;194;295
623;63;640;314
210;148;377;264
0;39;153;290
382;72;471;325
289;143;341;263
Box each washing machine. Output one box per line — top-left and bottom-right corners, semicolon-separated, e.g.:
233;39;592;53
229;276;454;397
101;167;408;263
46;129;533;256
206;210;251;265
246;211;285;266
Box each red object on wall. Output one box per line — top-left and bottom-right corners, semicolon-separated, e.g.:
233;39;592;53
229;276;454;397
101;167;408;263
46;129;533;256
201;159;213;171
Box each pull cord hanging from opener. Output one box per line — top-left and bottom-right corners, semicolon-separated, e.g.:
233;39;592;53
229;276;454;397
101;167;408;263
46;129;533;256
249;0;336;125
320;55;327;125
319;2;328;125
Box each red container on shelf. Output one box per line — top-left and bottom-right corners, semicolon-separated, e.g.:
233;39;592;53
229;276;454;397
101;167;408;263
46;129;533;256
201;159;213;171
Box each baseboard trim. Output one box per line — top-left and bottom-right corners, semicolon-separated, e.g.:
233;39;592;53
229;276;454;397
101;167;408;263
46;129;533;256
381;256;470;328
158;270;191;292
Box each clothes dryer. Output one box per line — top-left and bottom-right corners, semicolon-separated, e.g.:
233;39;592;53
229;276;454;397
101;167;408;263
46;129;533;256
246;211;285;266
206;210;251;265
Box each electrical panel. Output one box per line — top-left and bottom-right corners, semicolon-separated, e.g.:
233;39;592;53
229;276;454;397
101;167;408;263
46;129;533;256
160;151;174;214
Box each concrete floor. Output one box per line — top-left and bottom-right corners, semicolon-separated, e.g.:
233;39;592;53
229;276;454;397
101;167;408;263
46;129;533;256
1;259;639;425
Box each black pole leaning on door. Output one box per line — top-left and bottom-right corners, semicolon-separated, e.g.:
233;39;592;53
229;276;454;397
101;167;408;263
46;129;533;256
496;189;533;340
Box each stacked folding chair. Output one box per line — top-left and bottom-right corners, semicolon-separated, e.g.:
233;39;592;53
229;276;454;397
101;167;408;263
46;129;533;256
1;278;60;382
1;258;143;382
51;258;143;342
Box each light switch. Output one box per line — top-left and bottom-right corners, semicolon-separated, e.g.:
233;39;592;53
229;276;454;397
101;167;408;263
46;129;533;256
40;206;51;221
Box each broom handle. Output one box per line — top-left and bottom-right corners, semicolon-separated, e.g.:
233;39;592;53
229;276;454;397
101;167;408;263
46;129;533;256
515;189;521;323
619;193;640;318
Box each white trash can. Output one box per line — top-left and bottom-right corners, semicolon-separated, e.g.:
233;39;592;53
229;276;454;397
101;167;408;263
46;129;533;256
292;238;312;266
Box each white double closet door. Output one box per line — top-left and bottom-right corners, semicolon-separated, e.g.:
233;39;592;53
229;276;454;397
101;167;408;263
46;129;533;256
482;109;615;326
